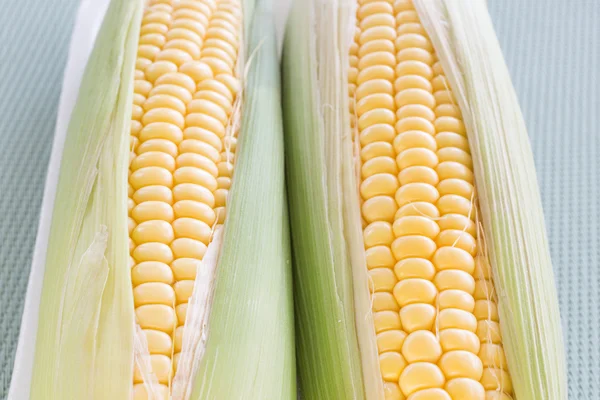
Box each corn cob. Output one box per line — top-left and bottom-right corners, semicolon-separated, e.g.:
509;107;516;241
16;0;295;399
283;0;566;399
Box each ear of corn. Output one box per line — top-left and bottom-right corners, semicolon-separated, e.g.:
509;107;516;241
284;0;565;399
23;0;295;398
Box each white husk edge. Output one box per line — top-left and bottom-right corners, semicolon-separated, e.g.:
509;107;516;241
8;1;111;398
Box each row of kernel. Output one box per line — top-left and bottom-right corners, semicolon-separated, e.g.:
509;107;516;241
431;59;513;399
129;1;219;398
354;1;406;399
386;1;450;399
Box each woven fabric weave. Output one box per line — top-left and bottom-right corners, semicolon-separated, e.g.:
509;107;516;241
0;0;598;398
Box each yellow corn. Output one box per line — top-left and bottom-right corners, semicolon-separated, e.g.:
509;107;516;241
350;1;512;399
128;0;241;397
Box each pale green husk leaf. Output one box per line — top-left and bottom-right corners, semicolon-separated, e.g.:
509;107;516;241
189;0;296;398
415;1;567;399
283;0;382;398
29;0;143;398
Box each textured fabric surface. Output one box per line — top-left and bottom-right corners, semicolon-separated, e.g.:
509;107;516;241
487;2;600;398
0;0;80;397
0;0;597;399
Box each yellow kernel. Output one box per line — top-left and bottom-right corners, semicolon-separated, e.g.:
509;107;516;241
173;167;218;191
399;362;445;397
406;389;451;400
384;382;404;400
473;256;492;279
437;214;476;237
143;329;172;356
143;93;186;115
174;280;195;304
133;282;176;307
374;310;402;333
173;183;215;207
132;201;174;223
176;303;188;325
179;139;220;163
432;247;475;273
363;195;398;223
132;220;174;245
396;48;434;66
394;258;436;281
361;173;399;200
445;378;485;400
476;321;502;344
399;166;439;186
434;270;476;294
437;195;475;219
438;289;475;312
362;141;396;161
133;242;173;264
435;117;466;135
171;237;207;259
393;131;436;154
393;278;437;307
439;329;480;354
474;300;499;322
361;156;397;180
171;258;199;281
436;161;474;183
366;245;397;269
357;65;396;86
173;200;216;225
402;330;442;363
356;79;394;101
131;261;174;286
480;368;512;392
397;104;435;122
377;330;407;353
474;280;495;301
172;218;212;243
438;350;483;380
364;221;395;248
131;151;176;172
478;344;508;369
373;292;400;312
145;61;178;83
400;304;436;332
394;75;433;93
359;52;397;71
392;235;436;261
396;117;435;135
437;148;472;168
135;304;176;333
395;33;433;52
130;167;173;190
395;183;439;208
435;104;462;119
437;179;474;200
397;148;438;170
370;268;398;292
133;354;171;384
393;216;439;239
437;308;478;332
139;122;184;144
380;351;408;382
136;139;178;158
395;202;439;219
435;132;469;152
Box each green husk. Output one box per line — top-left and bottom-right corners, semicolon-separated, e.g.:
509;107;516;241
283;0;374;398
30;0;142;398
189;0;296;398
415;1;567;399
28;0;295;398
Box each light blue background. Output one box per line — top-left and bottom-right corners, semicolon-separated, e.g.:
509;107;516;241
0;0;598;398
